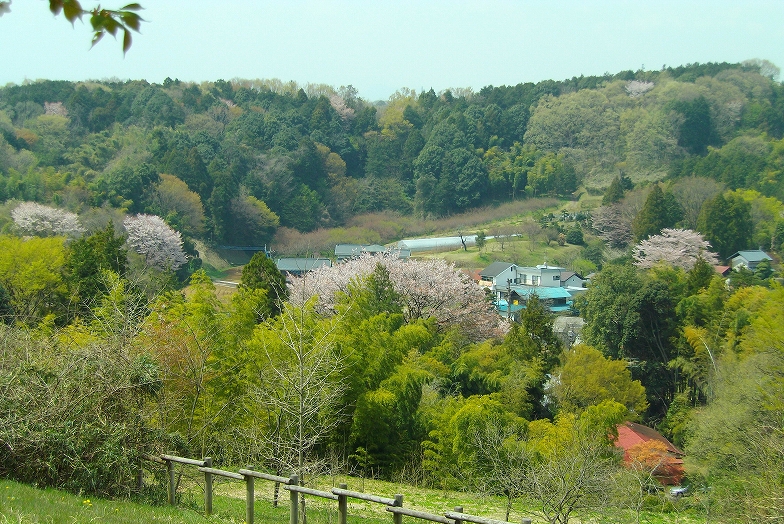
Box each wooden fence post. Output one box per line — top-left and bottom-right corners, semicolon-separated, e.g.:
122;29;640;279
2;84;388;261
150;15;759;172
337;483;347;524
289;475;299;524
245;471;255;524
453;506;464;524
203;457;213;515
167;459;176;505
393;494;403;524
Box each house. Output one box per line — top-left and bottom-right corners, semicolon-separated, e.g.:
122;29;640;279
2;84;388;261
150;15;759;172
729;250;772;271
615;422;685;485
276;258;332;277
481;262;583;315
478;262;517;291
560;271;586;289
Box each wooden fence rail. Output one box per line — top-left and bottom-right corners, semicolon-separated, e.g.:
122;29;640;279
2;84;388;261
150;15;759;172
141;453;532;524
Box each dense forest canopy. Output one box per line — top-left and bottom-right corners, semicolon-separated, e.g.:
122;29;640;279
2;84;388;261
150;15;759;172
1;60;782;255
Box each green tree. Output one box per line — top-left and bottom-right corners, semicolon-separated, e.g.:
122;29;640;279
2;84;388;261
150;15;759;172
519;294;562;374
521;403;627;524
565;225;584;245
670;95;718;155
475;230;487;251
686;256;717;295
602;176;625;205
577;265;678;418
0;235;68;325
631;184;668;241
239;252;287;320
148;173;206;238
65;222;127;316
551;344;648;416
0;283;12;323
697;191;753;259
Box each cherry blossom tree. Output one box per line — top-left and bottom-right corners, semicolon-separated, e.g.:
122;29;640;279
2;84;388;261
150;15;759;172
625;80;655;98
328;94;355;124
123;214;187;271
632;228;719;270
11;201;85;237
591;204;634;248
288;254;504;341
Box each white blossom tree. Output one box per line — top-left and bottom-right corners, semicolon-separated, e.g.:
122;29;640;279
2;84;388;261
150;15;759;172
625;80;655;98
11;201;85;237
288;254;504;341
632;228;719;270
591;204;634;248
328;94;355;124
123;214;187;271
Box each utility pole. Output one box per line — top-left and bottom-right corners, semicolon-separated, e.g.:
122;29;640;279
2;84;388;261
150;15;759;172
507;278;512;321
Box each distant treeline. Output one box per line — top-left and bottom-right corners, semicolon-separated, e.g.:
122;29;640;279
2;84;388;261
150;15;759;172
0;60;782;248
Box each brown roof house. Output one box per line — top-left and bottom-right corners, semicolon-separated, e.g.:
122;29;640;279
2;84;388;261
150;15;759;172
615;422;685;485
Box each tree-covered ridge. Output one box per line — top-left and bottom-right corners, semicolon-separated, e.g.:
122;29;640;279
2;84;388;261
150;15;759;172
1;61;783;251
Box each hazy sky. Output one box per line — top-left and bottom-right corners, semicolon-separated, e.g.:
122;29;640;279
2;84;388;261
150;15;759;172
1;0;782;101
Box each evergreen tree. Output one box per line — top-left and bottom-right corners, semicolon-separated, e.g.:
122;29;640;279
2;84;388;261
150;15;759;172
565;225;584;245
697;192;753;259
686;256;716;295
602;176;625;205
239;252;288;319
632;184;668;241
475;231;487;251
663;189;685;226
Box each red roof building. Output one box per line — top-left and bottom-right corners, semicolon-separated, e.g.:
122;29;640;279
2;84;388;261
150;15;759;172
615;422;685;485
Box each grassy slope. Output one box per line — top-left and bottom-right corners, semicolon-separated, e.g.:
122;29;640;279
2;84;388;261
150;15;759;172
1;475;708;524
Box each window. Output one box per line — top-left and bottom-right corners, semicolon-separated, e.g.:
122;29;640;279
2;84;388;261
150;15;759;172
553;275;560;281
532;275;540;286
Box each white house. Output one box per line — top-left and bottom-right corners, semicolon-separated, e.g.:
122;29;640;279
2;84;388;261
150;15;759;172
478;262;518;291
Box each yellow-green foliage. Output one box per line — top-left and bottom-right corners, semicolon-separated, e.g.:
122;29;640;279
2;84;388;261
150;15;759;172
0;235;66;323
553;344;649;417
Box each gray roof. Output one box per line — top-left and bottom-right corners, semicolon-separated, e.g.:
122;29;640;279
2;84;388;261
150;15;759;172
560;271;577;281
276;258;332;272
335;244;363;257
480;262;515;278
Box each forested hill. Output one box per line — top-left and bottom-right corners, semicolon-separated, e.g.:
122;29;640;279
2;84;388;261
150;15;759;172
0;61;782;249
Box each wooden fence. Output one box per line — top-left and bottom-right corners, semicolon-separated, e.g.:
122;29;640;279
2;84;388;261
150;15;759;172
141;454;532;524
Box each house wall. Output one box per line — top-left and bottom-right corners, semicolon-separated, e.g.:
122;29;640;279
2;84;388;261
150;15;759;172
492;267;518;291
516;266;562;287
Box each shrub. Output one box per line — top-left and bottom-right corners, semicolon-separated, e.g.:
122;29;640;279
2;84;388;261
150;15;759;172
0;325;166;496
